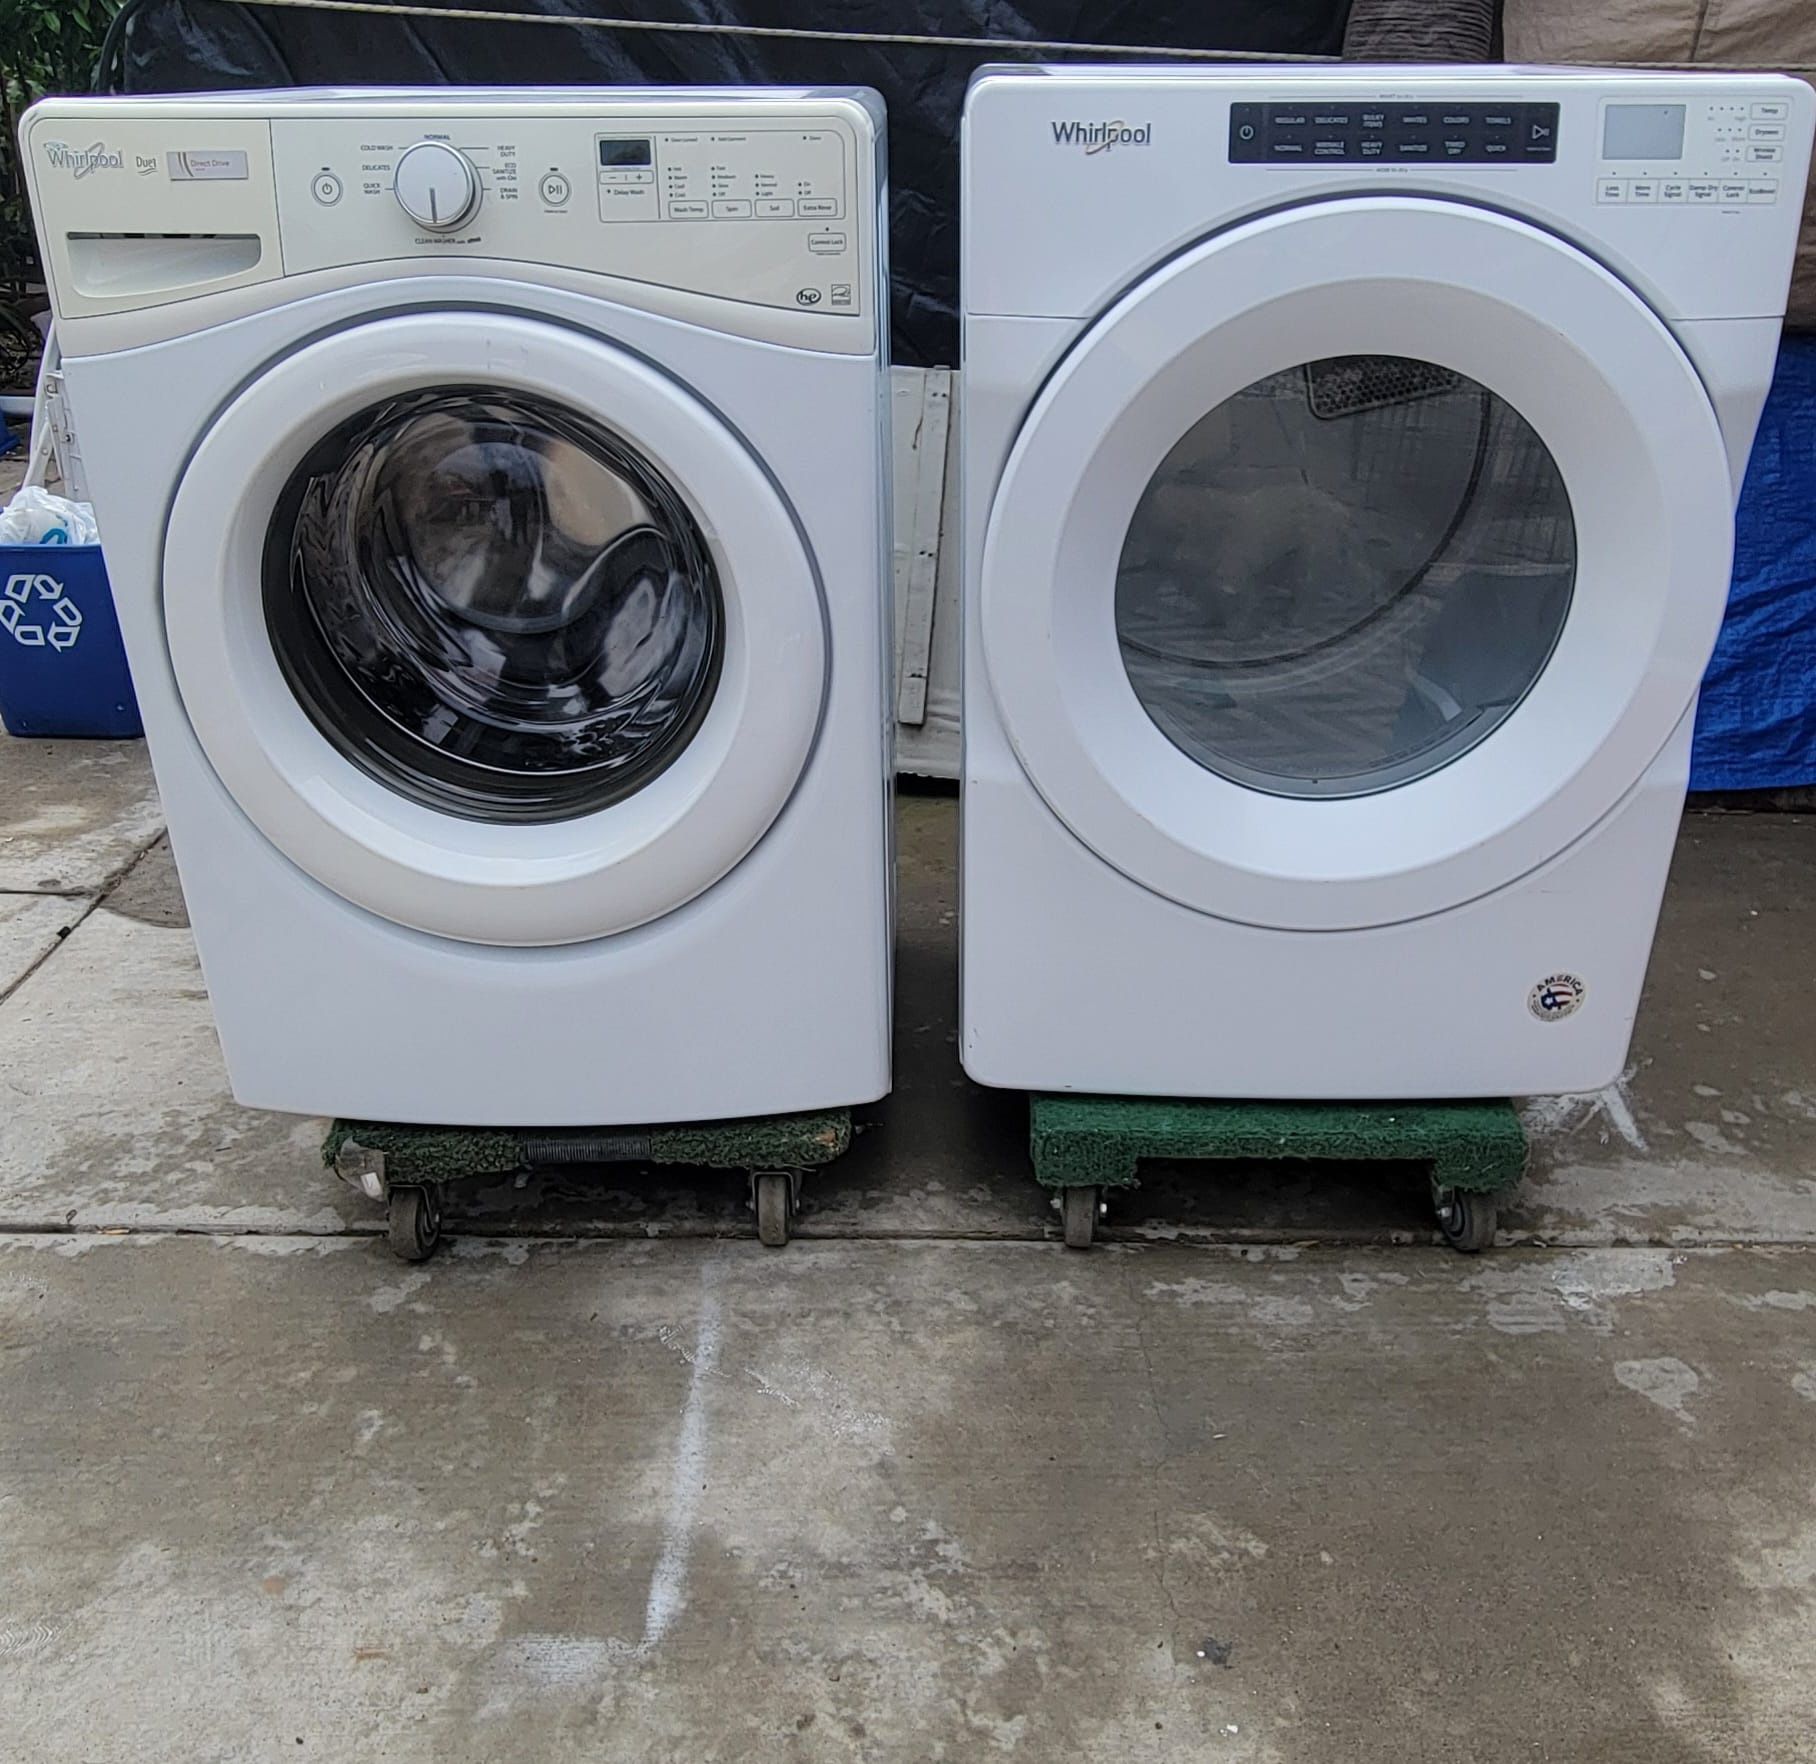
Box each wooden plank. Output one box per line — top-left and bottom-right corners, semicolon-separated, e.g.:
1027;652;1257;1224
890;367;951;728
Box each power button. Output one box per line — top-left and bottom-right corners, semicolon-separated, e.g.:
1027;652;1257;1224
311;171;343;206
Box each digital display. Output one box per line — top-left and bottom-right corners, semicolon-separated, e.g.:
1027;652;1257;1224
598;138;653;168
1230;101;1559;164
1602;104;1687;161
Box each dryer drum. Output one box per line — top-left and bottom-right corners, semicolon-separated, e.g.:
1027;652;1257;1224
263;385;725;825
1114;355;1578;800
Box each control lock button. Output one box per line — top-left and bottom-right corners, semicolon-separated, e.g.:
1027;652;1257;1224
807;231;846;255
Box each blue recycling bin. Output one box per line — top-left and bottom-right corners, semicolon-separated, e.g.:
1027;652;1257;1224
0;544;141;737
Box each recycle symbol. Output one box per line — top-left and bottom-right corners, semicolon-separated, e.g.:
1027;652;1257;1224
0;572;82;650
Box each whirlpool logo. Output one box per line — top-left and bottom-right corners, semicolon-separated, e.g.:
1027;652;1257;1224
1052;119;1153;154
42;140;124;179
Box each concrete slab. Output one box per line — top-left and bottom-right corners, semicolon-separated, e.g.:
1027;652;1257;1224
0;737;161;894
1512;811;1816;1247
1;1232;1812;1762
0;890;85;997
0;871;344;1234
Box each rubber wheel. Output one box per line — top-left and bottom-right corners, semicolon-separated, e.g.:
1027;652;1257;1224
1061;1185;1100;1250
386;1186;443;1262
1435;1187;1497;1254
755;1173;793;1248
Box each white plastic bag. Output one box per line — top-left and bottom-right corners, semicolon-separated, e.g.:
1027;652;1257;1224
0;484;99;547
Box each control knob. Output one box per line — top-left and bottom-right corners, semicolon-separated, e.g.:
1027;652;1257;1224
393;140;480;231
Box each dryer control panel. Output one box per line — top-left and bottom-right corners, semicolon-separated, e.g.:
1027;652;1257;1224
1594;95;1792;208
1230;102;1559;164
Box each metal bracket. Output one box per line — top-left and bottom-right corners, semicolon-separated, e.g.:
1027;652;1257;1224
746;1168;804;1212
332;1139;389;1202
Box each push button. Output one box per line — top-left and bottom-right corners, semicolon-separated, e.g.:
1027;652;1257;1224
711;199;752;218
1687;180;1720;203
797;197;840;218
1596;178;1627;203
807;231;846;255
1752;100;1790;121
668;199;708;218
1659;180;1688;203
538;171;570;205
311;171;343;205
1627;179;1659;202
756;197;795;217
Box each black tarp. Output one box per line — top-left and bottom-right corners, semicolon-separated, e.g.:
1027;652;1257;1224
108;1;1352;362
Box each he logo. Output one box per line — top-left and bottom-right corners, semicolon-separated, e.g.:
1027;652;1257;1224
0;574;83;650
41;140;124;179
1051;119;1153;154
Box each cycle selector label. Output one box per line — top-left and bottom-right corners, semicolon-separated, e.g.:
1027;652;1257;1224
1230;101;1560;165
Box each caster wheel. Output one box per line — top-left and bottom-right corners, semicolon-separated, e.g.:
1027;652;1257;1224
386;1186;443;1262
754;1173;794;1248
1061;1184;1101;1250
1435;1187;1496;1254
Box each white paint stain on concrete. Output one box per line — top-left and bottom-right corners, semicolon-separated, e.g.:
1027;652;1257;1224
1146;1278;1315;1329
450;1239;530;1266
220;1234;361;1258
1464;1250;1677;1335
743;1359;892;1451
1614;1357;1700;1426
1791;1368;1816;1405
640;1258;724;1653
1522;1070;1647;1153
1684;1121;1747;1158
1733;1290;1816;1312
367;1270;432;1314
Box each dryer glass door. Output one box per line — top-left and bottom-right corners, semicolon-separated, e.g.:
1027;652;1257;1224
979;197;1735;932
1115;357;1576;800
165;310;826;948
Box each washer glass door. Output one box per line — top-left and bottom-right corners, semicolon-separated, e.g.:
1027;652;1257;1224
267;386;723;824
165;309;826;947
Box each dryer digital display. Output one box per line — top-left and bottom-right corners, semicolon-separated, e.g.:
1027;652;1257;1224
1229;102;1560;164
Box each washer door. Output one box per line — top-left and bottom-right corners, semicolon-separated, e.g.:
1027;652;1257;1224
165;310;825;946
980;197;1735;931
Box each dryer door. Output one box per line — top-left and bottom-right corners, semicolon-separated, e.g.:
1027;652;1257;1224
164;310;825;947
980;197;1735;932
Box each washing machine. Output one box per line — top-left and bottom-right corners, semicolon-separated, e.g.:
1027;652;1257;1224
961;67;1812;1098
24;89;892;1125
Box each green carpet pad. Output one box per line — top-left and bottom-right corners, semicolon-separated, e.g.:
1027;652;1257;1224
323;1110;852;1187
1029;1096;1527;1193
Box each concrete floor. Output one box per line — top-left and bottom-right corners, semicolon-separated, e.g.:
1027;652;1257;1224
3;738;1816;1760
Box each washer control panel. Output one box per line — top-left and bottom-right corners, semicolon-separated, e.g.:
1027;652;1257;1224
272;113;864;315
1230;101;1559;164
20;99;875;336
1595;96;1791;207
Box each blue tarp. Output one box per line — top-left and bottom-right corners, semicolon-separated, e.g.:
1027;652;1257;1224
1693;335;1816;791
